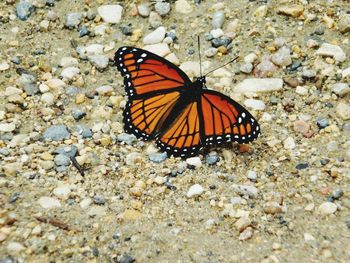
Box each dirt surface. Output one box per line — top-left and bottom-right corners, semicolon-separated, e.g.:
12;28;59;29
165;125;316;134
0;0;349;262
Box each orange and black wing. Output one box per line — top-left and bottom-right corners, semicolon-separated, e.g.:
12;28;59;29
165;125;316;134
200;90;260;145
156;101;203;157
115;46;191;97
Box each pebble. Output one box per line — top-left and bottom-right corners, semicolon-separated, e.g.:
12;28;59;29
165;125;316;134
284;136;296;149
54;154;71;167
175;0;193;14
204;48;217;58
316;117;329;129
332;83;350;97
326;141;338;152
239;227;253;241
96;85;113;96
296;162;308;170
211;36;232;48
88;55;109;71
316;43;346;62
336;102;350;120
60;67;80;80
244;53;257;64
45;78;66;90
16;1;35;21
155;1;170;16
254;5;268;18
137;4;150;17
16;73;38;95
143;43;170;57
125;152;143;166
7;242;25;252
301;68;316;80
143;26;166;45
117;133;137;145
264;202;283;214
0;62;10;71
54;145;78;158
40;92;55;106
79;26;89;37
98;5;123;24
72;108;86;120
212;12;225;29
277;5;304;17
240;63;253;74
235;216;251;232
149;11;162;28
338;14;350;34
94;195;106;205
254;57;278;77
186;184;204;198
235;78;283;93
206;152;219;165
271;46;292;67
43;125;70;141
0;123;16;132
60;57;78;67
149;152;167;163
80;198;92;209
247;170;257;181
76;125;93;138
243;99;266;111
234;185;258;198
38;196;61;209
293;120;310;136
53;185;71;199
318;202;337;215
186;157;202;168
295;86;308;95
210;28;224;38
65;13;81;28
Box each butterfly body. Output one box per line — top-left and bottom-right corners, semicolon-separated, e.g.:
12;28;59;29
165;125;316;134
115;46;260;157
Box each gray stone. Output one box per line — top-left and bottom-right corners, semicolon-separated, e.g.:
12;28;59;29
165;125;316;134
332;83;350;97
149;152;167;163
54;145;78;158
212;12;225;29
155;2;170;16
43;125;70;141
72;108;86;120
0;148;10;156
16;74;38;95
137;4;150;17
271;46;292;67
76;125;93;138
117;133;137;145
88;55;109;71
16;1;35;21
65;13;82;28
54;154;71;166
234;184;259;198
338;14;350;34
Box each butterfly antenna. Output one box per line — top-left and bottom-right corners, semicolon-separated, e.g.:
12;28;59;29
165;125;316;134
198;35;203;77
204;56;239;77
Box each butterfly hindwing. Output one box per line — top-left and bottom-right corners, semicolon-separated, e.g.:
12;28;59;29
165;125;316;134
200;90;260;145
123;91;181;140
115;46;190;97
156;101;203;157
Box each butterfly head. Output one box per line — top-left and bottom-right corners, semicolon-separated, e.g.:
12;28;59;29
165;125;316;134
195;76;206;87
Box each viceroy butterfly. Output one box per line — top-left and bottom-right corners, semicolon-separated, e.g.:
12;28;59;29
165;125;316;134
114;46;260;158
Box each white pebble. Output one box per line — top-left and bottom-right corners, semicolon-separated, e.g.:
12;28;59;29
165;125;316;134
175;0;193;14
60;67;80;79
243;99;266;111
7;242;25;252
283;136;296;149
38;196;61;209
97;5;123;24
318;202;337;215
96;85;113;95
186;157;202;168
143;26;166;45
41;92;55;106
80;198;92;209
53;185;71;200
0;122;16;132
210;28;224;38
186;184;204;198
244;53;257;63
295;86;308;95
143;43;170;57
234;78;283;93
316;43;346;62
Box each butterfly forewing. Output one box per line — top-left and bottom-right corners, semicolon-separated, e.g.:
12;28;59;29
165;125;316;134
115;46;190;97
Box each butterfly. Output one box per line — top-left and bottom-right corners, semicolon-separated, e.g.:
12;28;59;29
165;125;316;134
114;46;260;158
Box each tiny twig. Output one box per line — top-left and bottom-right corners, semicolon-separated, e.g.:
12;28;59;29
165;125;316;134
35;216;78;232
70;156;85;176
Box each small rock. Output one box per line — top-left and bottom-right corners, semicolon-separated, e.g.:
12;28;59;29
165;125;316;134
293;120;310;136
125;152;143;166
327;141;338;152
243;99;266;111
205;48;217;58
211;36;232;48
212;12;225;29
210;28;224;38
318;202;337;215
338;14;350;34
336;102;350;120
40;92;55;106
143;26;166;45
296;86;308;95
38;196;61;209
235;78;283;93
65;13;82;28
60;67;80;79
155;1;170;16
16;1;35;20
80;198;92;209
119;254;136;263
137;4;150;17
143;43;170;57
149;152;167;163
316;117;329;129
296;162;308;170
98;5;123;24
235;216;251;232
96;85;113;96
186;184;204;198
244;53;257;64
271;46;292;67
72;108;86;120
332;83;350;97
16;73;38;95
88;55;109;71
263;201;283;214
0;62;10;71
76;125;93;138
277;5;304;18
175;0;193;14
206;152;219;165
247;170;257;181
0;123;16;132
53;185;71;199
254;5;268;18
186;157;202;168
54;145;78;158
54;154;71;167
117;133;137;145
234;185;258;198
94;195;105;205
240;63;253;74
43;125;70;141
149;11;162;28
254;57;278;77
239;227;253;241
7;242;25;252
316;43;346;62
